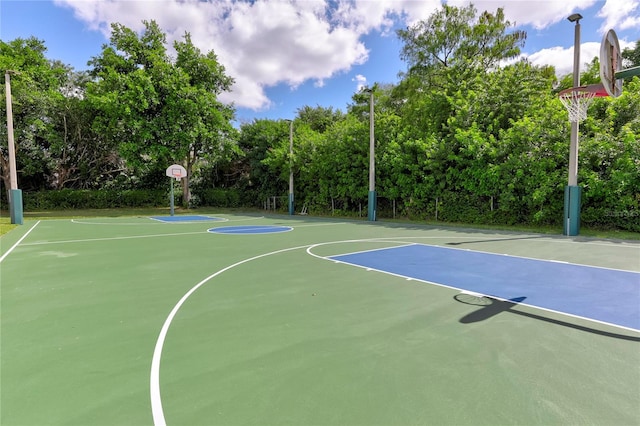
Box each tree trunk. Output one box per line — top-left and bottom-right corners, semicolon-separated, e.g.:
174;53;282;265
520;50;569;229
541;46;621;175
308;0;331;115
182;175;190;207
1;154;11;203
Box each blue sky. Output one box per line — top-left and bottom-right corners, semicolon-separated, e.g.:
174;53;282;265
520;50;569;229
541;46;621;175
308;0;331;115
1;0;638;124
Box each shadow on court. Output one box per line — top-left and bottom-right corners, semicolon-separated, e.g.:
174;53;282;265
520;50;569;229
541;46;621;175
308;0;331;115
446;235;547;245
454;294;640;342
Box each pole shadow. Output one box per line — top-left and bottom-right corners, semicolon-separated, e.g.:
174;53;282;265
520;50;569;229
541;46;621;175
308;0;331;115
453;293;640;342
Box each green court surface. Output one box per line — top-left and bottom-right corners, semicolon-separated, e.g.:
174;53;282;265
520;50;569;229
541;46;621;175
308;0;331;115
1;213;639;425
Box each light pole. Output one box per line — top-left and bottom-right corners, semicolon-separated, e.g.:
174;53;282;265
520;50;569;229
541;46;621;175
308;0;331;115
564;13;583;236
286;119;294;215
365;88;376;221
4;70;23;225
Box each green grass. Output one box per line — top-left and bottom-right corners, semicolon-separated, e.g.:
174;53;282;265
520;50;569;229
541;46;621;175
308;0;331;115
0;219;17;236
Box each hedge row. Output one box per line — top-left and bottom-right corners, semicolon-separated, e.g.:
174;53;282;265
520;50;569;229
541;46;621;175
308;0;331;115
194;188;242;207
307;192;639;232
23;189;171;210
8;189;638;231
20;188;247;210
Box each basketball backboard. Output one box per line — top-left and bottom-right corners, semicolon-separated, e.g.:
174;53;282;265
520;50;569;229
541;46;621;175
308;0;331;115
165;164;187;180
600;29;623;98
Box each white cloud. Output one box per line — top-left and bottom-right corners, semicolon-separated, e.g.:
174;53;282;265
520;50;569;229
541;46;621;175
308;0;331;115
527;42;600;76
53;0;384;110
352;74;367;91
52;0;445;111
446;0;598;29
598;0;640;32
525;39;634;77
52;0;639;111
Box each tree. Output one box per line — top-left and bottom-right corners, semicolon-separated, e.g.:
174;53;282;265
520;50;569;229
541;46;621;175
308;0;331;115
622;40;640;68
395;4;527;139
87;21;237;203
397;4;526;79
0;37;67;197
307;114;369;209
47;68;124;189
579;77;640;230
556;56;602;91
296;105;343;133
236;119;288;199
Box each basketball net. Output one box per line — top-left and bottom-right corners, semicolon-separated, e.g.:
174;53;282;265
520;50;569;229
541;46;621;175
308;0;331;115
559;89;596;123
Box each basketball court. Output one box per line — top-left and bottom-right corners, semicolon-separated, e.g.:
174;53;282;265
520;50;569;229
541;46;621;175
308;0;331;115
2;19;640;426
1;213;639;425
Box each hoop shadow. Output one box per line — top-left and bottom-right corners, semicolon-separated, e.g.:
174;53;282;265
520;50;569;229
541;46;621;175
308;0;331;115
453;294;640;342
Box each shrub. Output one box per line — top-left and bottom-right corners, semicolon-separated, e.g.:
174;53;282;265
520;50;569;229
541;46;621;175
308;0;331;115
23;189;168;210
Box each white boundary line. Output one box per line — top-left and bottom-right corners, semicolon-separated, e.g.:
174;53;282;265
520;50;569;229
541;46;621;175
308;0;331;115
321;241;418;258
412;240;640;274
150;238;386;425
22;231;207;246
21;220;347;247
70;216;263;225
150;243;312;426
150;235;640;424
290;222;348;228
71;219;165;226
148;216;229;223
0;221;41;263
207;225;293;235
323;236;640;273
306;239;640;333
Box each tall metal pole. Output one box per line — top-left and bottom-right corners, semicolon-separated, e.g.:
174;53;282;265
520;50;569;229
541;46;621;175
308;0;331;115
288;119;294;215
5;71;23;225
568;18;581;187
5;72;18;190
170;178;175;216
564;14;583;236
367;89;376;221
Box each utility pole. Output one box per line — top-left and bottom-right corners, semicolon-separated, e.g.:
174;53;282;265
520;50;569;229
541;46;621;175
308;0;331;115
5;70;23;225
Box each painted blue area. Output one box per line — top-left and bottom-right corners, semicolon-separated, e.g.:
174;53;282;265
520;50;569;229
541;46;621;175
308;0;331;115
208;225;292;234
330;244;640;331
150;215;224;222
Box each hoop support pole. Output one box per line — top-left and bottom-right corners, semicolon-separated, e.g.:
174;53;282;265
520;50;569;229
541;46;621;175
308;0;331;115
170;179;175;217
615;66;640;80
563;186;581;236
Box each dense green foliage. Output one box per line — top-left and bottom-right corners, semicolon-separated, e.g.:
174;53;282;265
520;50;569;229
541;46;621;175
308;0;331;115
23;188;170;210
87;21;238;203
1;6;638;231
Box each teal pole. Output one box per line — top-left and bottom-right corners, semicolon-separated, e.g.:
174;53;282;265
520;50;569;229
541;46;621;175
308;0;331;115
563;15;582;236
170;179;175;216
563;186;581;236
288;120;294;215
5;71;22;225
288;193;294;216
367;88;376;221
9;189;23;225
368;190;376;221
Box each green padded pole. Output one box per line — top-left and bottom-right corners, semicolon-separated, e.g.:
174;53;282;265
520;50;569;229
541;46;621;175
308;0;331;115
10;189;23;225
368;190;376;221
563;185;581;236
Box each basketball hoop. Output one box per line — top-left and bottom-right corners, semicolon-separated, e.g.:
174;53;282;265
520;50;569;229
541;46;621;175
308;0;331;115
558;83;608;123
165;164;187;217
165;164;187;180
